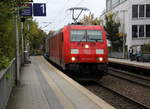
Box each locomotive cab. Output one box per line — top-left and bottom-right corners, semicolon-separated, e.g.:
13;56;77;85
47;24;108;79
64;25;108;76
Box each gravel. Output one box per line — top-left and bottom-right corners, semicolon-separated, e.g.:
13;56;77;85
100;75;150;107
78;73;150;109
85;85;147;109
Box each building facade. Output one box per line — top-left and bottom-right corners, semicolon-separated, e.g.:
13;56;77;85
101;0;150;51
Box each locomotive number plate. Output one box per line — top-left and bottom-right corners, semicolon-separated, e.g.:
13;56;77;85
83;49;91;54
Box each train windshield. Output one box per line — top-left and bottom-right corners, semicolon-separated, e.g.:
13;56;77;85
71;30;102;42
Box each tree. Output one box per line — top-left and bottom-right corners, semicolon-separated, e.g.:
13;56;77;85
104;12;122;51
26;21;47;55
48;30;55;36
0;0;46;69
0;1;16;69
80;13;100;25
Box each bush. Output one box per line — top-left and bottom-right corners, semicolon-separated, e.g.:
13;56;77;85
0;1;15;71
0;56;10;70
141;43;150;53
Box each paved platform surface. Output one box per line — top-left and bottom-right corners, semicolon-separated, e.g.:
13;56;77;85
7;56;115;109
109;58;150;70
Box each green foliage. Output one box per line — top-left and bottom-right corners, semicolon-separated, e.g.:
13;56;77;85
0;0;46;70
0;1;16;70
24;21;47;55
0;56;10;70
141;43;150;53
104;12;122;51
5;73;12;80
80;13;100;25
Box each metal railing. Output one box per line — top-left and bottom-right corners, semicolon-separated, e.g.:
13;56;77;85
0;59;16;109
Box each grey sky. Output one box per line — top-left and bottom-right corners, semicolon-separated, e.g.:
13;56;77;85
33;0;106;32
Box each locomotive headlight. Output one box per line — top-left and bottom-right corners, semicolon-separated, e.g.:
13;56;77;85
71;49;79;54
98;57;103;61
96;49;104;54
85;44;89;48
71;57;76;61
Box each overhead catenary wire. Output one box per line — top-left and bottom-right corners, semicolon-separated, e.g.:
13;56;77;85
57;0;86;22
62;0;87;22
51;0;71;29
53;0;87;30
55;1;69;18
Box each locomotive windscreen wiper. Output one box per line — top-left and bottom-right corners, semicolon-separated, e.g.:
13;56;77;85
89;38;99;42
89;38;103;42
79;30;87;42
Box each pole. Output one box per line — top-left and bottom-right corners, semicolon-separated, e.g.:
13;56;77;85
123;10;125;58
120;10;127;59
16;7;20;84
21;18;26;64
21;21;24;64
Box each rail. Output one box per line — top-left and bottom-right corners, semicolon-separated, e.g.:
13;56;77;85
0;59;16;109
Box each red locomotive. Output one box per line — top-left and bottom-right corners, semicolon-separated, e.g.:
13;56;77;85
46;24;108;78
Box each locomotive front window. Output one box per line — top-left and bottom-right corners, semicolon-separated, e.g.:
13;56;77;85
87;30;102;42
71;30;102;42
71;30;86;41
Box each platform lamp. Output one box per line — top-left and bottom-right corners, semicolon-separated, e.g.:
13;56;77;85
120;10;128;59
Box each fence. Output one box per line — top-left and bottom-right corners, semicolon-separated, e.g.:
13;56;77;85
0;59;16;109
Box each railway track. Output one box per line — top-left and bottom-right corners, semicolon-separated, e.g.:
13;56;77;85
97;82;150;109
108;67;150;88
80;68;150;109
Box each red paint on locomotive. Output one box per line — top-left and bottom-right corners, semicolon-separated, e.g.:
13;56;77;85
47;25;108;76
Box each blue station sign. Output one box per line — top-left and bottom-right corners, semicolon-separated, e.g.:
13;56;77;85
20;3;32;16
33;3;46;16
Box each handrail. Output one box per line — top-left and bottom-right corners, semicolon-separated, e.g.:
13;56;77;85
0;58;16;109
0;58;15;80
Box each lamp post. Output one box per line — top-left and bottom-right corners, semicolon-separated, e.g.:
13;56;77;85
120;10;128;58
20;18;26;65
15;6;20;84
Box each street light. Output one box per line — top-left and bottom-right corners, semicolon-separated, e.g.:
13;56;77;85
120;10;128;58
15;6;20;84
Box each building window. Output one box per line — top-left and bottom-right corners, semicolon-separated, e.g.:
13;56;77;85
120;0;126;3
139;5;145;17
139;25;144;37
146;5;150;17
132;5;138;18
132;25;138;38
146;25;150;37
106;0;111;11
112;0;120;7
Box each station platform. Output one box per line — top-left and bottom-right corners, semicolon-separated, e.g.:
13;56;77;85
109;58;150;70
7;56;115;109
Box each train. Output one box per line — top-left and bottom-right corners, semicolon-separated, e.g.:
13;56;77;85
46;24;108;78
